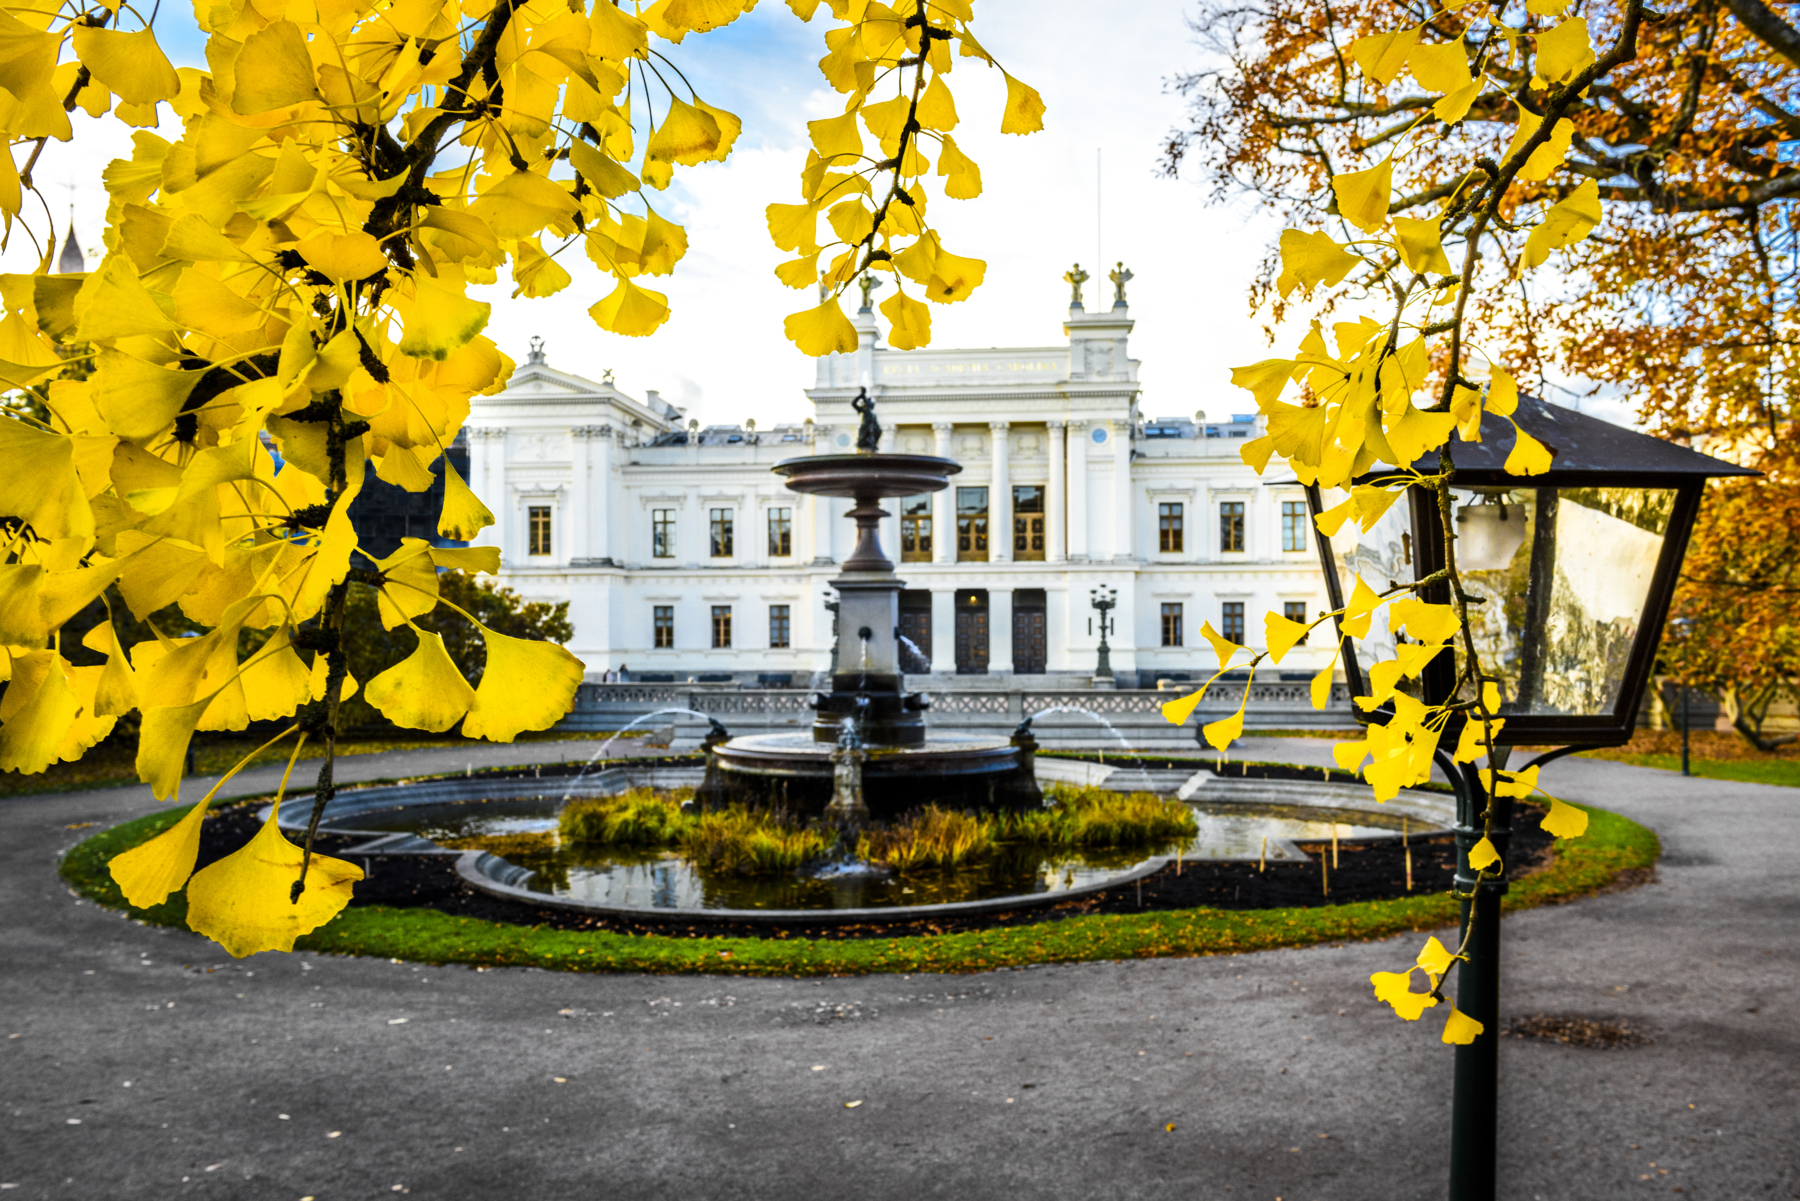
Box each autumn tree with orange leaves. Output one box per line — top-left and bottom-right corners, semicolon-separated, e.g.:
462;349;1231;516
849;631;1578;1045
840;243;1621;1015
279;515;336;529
1164;0;1800;750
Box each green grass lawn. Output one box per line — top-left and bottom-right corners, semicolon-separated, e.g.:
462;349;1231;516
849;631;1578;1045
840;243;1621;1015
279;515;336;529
59;790;1659;977
1573;752;1800;789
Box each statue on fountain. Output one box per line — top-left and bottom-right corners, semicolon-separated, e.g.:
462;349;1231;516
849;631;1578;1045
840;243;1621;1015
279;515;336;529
825;716;869;823
851;387;881;453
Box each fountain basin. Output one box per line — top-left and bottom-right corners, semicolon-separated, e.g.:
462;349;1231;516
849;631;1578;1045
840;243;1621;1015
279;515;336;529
704;731;1039;819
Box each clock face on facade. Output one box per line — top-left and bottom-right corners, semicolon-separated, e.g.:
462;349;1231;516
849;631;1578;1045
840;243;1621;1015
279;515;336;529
837;433;851;447
1091;427;1108;444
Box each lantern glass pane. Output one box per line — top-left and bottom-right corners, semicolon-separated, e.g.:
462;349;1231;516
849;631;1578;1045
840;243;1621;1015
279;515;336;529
1451;486;1676;716
1318;485;1417;698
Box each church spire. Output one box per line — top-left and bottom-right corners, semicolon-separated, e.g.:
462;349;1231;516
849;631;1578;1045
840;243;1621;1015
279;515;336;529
56;218;83;274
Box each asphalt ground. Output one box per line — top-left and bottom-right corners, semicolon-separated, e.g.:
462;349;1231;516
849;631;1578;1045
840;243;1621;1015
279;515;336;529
1;741;1795;1201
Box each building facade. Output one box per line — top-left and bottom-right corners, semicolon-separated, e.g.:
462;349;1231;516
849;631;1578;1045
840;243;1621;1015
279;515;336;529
467;289;1335;688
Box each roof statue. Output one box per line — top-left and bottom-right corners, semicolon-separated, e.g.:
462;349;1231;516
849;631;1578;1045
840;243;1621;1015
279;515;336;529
858;272;883;313
1062;262;1089;307
1110;262;1133;308
526;335;546;365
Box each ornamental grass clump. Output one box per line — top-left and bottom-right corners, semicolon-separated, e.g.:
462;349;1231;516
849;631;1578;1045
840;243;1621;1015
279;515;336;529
1005;785;1198;848
681;809;835;876
559;789;695;846
858;806;994;872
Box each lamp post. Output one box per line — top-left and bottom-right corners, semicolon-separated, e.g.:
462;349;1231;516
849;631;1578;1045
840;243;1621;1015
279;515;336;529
1304;394;1754;1201
1668;616;1694;776
1088;585;1117;683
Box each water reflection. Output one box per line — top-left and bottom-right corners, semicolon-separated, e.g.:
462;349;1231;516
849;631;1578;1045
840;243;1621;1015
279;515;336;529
357;796;1421;912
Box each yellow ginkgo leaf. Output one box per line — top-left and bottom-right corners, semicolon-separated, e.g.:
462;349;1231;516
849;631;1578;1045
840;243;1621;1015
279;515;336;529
999;72;1045;135
1276;228;1362;297
936;135;983;199
230;20;319;114
1263;611;1310;664
1468;835;1501;872
1441;1003;1484;1045
1371;969;1438;1020
1503;422;1554;476
1522;179;1602;268
1517;118;1574;183
365;628;477;733
1229;359;1297;410
1240;434;1277;474
1392;216;1452;275
916;73;958;131
645;97;724;175
1341;575;1382;639
471;172;580;241
1202;694;1247;753
1541;796;1589;839
809;112;863;162
136;694;215;801
398;277;492;361
589;0;649;60
70;26;179;106
879;288;931;350
1487;366;1520;417
774;251;821;289
1408;36;1470;94
1311;659;1337;710
767;202;819;255
1536;17;1594;86
297;230;388;282
83;620;141;717
1160;687;1207;726
1351;26;1421;86
239;631;315;723
0;419;93;544
783;296;858;356
185;801;363;958
1416;935;1456;979
1452;715;1504;763
1434;78;1483;125
1198;619;1246;672
0;651;80;774
108;797;209;909
461;629;585;742
71;257;177;342
588;277;671;337
438;460;493;542
567;139;640;200
1332;158;1393;233
1387;597;1459;643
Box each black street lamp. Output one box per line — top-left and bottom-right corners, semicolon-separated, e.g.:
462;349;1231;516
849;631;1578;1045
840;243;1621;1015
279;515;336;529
1304;394;1754;1201
1088;586;1118;681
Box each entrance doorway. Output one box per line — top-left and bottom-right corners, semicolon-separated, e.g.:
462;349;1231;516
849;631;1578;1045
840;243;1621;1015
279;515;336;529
1012;588;1047;674
954;590;989;674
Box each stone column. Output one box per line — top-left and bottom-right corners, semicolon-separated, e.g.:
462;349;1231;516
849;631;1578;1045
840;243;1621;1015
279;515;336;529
932;422;955;564
877;423;898;564
592;426;614;564
1112;417;1134;563
1066;420;1089;562
490;430;509;564
568;427;591;564
929;586;957;674
989;588;1014;674
1045;419;1066;563
990;420;1011;563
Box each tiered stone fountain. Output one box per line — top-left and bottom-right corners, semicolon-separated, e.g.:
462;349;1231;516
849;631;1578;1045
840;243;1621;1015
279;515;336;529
698;391;1043;821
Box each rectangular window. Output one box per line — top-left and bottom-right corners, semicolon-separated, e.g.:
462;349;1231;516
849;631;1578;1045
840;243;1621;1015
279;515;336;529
711;605;732;649
651;509;675;559
710;508;734;558
900;494;933;562
768;604;791;649
1158;502;1184;553
767;508;792;557
528;506;552;556
956;486;988;562
1282;500;1308;552
1284;601;1308;644
1220;501;1246;553
1221;601;1245;645
1160;602;1184;647
653;605;674;649
1011;485;1045;560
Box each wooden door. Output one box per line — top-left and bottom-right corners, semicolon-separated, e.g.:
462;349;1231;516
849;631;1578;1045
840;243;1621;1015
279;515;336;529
955;607;989;674
898;609;932;672
1012;607;1047;674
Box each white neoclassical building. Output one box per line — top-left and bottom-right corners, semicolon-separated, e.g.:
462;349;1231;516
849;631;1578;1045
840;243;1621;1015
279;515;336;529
466;284;1335;688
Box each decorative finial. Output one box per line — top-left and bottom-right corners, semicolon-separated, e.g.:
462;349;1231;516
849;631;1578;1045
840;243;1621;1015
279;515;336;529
602;367;614;384
1109;262;1133;308
1063;262;1089;308
526;335;546;365
858;272;883;313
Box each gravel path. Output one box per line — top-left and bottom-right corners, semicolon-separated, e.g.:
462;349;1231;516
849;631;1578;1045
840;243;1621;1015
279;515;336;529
1;745;1794;1200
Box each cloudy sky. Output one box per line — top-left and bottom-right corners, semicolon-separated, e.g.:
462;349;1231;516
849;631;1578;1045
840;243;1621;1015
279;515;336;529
15;1;1300;429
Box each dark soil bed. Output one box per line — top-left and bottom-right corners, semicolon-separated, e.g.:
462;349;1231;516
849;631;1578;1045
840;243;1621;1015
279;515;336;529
194;789;1556;942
